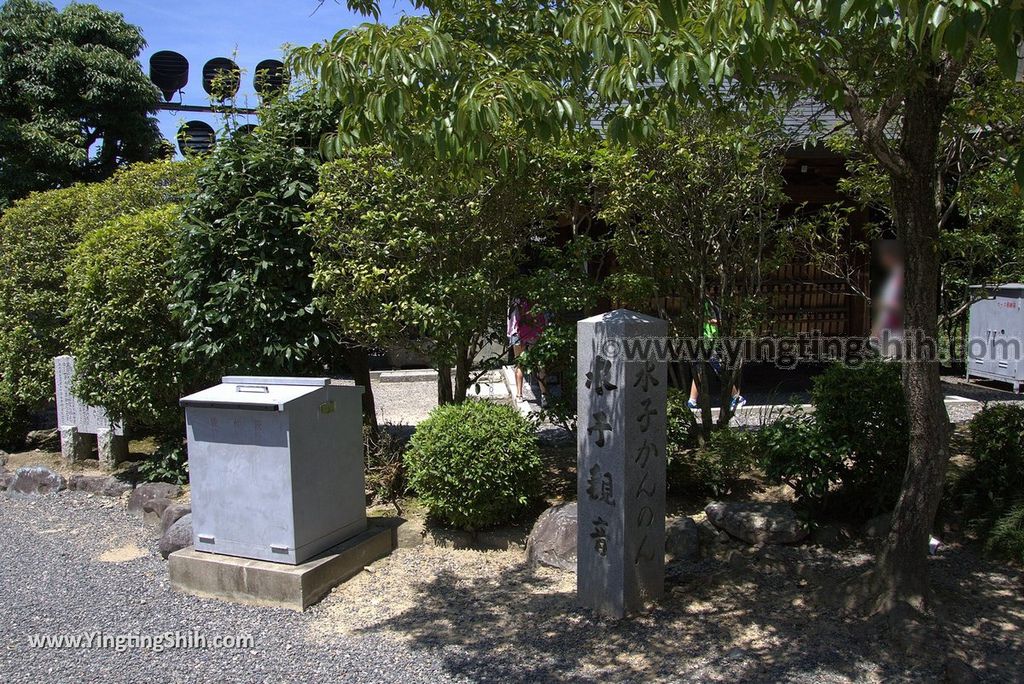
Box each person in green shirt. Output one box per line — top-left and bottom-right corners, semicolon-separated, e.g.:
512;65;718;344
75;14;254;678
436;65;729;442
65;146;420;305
688;297;745;411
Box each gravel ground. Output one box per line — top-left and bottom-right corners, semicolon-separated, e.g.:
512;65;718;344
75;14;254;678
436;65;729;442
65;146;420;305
3;490;1022;683
0;492;465;684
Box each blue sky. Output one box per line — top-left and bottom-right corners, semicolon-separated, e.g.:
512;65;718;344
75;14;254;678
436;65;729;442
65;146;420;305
52;0;416;148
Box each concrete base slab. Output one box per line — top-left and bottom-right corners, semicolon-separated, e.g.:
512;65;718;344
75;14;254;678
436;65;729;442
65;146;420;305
168;519;398;611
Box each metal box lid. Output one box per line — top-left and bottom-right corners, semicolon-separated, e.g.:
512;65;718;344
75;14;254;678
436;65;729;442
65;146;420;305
970;283;1024;292
180;376;331;411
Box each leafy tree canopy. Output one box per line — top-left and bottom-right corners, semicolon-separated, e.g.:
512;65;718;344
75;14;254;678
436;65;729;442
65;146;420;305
0;0;162;208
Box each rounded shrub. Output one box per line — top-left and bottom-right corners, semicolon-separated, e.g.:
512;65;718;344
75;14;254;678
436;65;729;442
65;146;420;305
0;160;194;448
967;403;1024;503
405;400;542;530
948;404;1024;561
67;205;203;438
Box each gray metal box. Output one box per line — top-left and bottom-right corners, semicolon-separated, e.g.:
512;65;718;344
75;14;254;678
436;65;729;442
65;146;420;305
967;284;1024;393
180;376;366;564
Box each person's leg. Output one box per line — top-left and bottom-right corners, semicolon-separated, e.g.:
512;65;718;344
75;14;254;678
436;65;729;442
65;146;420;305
513;343;525;400
537;368;549;407
689;380;698;402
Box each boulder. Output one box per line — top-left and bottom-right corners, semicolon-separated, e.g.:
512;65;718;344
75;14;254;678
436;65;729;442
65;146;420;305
666;517;701;562
526;502;577;572
68;474;132;497
7;466;67;497
127;482;181;514
143;498;175;526
862;512;892;539
25;428;59;451
159;514;192;559
160;503;192;535
704;501;809;545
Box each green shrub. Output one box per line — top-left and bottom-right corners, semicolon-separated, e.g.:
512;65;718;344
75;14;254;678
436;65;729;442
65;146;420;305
0;160;194;448
759;362;908;520
986;502;1024;564
405;401;542;530
758;413;842;511
665;390;755;495
172;96;341;376
671;428;758;496
67;205;203;437
951;404;1024;560
966;403;1024;509
139;439;189;485
0;184;92;447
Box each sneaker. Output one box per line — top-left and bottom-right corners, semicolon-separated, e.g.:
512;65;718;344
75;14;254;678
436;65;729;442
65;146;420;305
687;399;698;409
731;395;747;410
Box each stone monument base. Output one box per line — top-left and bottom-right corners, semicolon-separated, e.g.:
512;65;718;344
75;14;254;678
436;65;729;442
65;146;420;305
168;519;398;611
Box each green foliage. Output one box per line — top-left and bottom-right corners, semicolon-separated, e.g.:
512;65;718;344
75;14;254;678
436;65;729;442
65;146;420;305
760;362;908;519
405;400;542;530
966;403;1024;508
950;404;1024;561
595;111;793;429
0;0;162;208
307;141;586;402
67;205;201;437
0;183;90;446
0;161;194;447
665;390;755;496
986;502;1024;564
172;95;342;375
139;440;189;485
758;413;842;510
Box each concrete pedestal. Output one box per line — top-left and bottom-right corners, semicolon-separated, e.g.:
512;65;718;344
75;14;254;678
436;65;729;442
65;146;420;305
96;428;128;469
168;520;398;611
59;426;90;462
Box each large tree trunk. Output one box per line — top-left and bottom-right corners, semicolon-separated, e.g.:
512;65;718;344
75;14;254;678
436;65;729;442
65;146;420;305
867;84;952;615
343;345;379;433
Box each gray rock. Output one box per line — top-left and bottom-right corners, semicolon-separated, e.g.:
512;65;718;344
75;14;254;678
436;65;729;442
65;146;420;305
0;450;7;468
25;428;59;451
0;469;12;491
143;498;174;526
666;517;700;562
68;474;132;497
7;466;67;497
704;501;809;545
862;512;892;539
127;482;181;514
160;503;192;534
525;502;577;572
810;523;850;549
159;513;192;560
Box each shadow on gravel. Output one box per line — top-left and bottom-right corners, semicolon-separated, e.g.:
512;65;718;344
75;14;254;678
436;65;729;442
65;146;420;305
350;544;1024;683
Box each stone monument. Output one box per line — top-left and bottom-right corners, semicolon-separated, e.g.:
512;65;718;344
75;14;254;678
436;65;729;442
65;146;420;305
577;310;668;618
54;355;127;467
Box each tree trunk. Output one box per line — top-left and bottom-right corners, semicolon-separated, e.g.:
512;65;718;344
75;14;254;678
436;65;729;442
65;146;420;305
453;342;471;404
436;364;453;405
867;85;952;615
343;345;379;433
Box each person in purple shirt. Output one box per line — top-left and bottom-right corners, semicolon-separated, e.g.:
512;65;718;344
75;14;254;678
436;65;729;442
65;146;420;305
508;297;549;407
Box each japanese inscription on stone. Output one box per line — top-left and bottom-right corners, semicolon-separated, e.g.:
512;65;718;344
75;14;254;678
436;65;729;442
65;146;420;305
577;309;667;618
